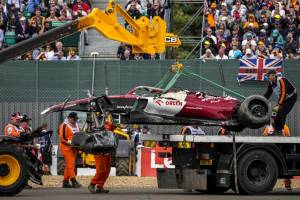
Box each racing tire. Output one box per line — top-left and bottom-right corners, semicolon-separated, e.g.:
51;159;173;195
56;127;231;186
57;158;65;176
237;95;271;129
0;144;29;196
237;150;278;195
116;158;129;176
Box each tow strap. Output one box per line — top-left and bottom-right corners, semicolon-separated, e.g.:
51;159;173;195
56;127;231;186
154;63;246;100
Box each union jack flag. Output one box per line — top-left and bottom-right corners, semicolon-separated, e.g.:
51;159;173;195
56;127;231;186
237;59;283;82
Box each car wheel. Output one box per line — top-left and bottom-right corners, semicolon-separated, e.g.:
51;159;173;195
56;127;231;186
237;150;278;195
0;144;29;196
57;158;65;176
116;158;129;176
238;95;271;129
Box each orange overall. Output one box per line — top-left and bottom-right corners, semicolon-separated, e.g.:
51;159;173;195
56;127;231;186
91;122;114;188
4;123;21;137
59;122;79;181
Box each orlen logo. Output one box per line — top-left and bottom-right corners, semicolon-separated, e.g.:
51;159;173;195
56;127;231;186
165;100;182;106
154;99;183;106
154;99;163;106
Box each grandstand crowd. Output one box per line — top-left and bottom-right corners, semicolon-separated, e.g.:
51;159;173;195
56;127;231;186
2;0;298;60
202;0;300;59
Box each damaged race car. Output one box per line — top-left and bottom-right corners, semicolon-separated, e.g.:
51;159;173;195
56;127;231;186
42;85;271;132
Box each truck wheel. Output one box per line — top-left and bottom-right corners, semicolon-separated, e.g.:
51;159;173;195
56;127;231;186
237;95;271;129
116;158;129;176
0;144;29;196
237;150;278;195
57;158;65;176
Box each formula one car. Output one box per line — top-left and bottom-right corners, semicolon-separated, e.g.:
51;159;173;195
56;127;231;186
42;86;271;132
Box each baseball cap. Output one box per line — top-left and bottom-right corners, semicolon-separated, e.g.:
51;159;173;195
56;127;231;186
20;114;32;122
258;41;265;45
204;40;211;45
274;14;281;19
221;2;227;6
68;112;78;119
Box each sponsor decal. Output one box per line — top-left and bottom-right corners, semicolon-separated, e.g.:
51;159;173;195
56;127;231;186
154;99;163;106
116;105;133;109
154;99;183;106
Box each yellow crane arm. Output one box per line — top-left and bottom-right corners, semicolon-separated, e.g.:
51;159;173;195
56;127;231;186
0;0;181;64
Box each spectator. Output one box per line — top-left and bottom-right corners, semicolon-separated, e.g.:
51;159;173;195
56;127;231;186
203;27;217;45
49;0;62;17
27;0;45;14
73;0;90;14
127;1;142;19
0;26;3;49
216;44;228;60
46;8;59;22
200;48;215;60
55;41;63;52
242;48;257;59
7;0;22;11
205;7;216;29
49;50;66;60
202;40;216;55
73;4;87;18
121;48;133;60
117;42;126;59
0;5;8;30
284;33;297;55
271;2;285;19
243;14;259;30
28;18;40;36
256;41;269;59
148;1;164;18
228;41;242;59
269;29;284;49
16;16;30;42
242;32;257;52
231;0;247;20
67;48;80;60
30;8;45;34
44;43;55;59
59;6;72;21
134;53;144;60
269;47;283;59
7;13;17;32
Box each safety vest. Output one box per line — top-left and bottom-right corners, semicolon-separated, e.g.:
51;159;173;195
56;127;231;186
4;124;22;137
59;122;80;145
263;124;290;136
272;77;283;97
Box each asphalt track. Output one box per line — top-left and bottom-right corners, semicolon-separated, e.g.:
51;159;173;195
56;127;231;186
3;188;300;200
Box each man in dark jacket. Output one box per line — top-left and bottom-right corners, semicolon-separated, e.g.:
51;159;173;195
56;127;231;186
264;69;297;135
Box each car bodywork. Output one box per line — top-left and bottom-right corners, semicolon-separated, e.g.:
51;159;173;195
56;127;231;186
42;86;271;131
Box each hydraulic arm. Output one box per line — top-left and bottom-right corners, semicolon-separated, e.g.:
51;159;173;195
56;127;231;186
0;0;181;64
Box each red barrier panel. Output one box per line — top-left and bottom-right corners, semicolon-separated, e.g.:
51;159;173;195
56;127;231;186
140;146;174;177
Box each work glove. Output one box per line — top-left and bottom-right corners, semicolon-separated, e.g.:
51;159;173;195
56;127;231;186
272;105;281;113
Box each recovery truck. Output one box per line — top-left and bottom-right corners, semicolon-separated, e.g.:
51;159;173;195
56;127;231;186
141;131;300;195
0;0;180;196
